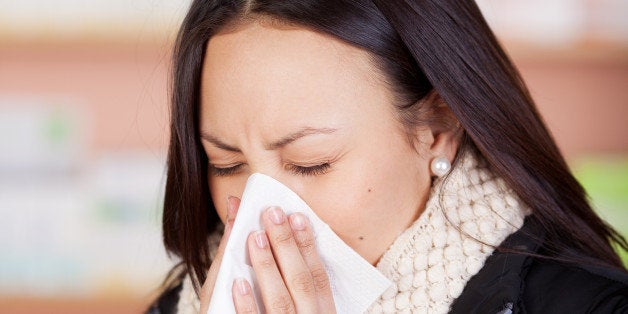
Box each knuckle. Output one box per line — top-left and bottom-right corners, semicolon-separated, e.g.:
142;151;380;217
256;257;276;271
272;231;295;247
310;267;331;292
237;303;257;314
271;295;295;314
296;236;316;255
291;271;314;294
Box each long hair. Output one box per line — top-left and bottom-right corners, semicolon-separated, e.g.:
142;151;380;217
163;0;627;290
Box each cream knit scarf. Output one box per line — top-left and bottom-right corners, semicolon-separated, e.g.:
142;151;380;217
176;150;530;313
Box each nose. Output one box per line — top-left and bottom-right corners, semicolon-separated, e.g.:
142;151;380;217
245;158;281;179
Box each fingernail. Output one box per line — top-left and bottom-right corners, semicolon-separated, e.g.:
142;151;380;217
254;230;268;249
290;213;307;231
235;278;250;295
268;206;285;225
227;196;237;221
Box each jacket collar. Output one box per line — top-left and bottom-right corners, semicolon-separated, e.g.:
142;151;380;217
449;215;544;314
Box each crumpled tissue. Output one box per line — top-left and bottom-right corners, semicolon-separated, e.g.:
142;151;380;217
207;173;392;313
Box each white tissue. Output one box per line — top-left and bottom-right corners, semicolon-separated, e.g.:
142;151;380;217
207;173;392;314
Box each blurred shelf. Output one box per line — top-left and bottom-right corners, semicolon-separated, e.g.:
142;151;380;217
0;296;154;314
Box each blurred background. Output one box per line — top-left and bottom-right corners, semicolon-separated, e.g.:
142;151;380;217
0;0;626;313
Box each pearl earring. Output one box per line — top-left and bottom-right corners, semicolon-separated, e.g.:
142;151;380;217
430;156;451;177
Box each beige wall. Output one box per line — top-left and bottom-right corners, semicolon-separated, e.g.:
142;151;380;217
513;47;628;156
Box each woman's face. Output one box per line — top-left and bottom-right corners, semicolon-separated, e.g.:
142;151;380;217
200;20;439;264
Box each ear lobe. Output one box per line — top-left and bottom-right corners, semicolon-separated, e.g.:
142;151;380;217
429;122;461;163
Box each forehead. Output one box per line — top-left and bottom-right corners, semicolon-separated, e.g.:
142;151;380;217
199;20;393;136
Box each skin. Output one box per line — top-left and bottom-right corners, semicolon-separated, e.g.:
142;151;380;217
198;19;459;313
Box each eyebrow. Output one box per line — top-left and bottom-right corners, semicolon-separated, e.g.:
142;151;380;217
201;132;241;152
200;127;339;152
266;127;339;150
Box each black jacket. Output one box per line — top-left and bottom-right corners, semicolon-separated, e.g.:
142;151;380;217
450;217;628;313
148;217;628;313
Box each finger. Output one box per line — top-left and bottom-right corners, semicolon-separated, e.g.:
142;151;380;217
232;278;258;314
248;230;296;313
288;213;335;312
226;195;241;224
262;207;318;312
200;195;241;313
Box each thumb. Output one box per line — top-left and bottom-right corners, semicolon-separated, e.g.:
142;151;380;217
199;195;241;313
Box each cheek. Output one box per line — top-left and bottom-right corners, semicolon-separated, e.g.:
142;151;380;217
301;175;370;224
298;141;429;247
300;161;407;235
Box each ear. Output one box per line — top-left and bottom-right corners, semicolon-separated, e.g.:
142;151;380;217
428;100;461;163
411;93;462;163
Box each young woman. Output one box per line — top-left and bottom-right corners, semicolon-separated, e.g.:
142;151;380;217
148;1;628;313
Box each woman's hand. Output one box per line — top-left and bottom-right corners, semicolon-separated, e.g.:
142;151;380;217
198;197;336;314
199;195;241;314
233;206;336;313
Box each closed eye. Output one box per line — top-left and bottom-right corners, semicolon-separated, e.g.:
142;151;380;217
287;163;331;176
209;164;243;177
209;163;331;177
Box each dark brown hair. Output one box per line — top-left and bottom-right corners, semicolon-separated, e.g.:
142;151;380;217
162;0;627;290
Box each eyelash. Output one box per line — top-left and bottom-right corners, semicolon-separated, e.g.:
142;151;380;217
209;163;331;177
289;163;331;176
209;164;242;177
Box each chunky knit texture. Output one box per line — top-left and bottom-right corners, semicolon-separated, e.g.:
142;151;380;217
366;151;530;313
175;150;530;313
